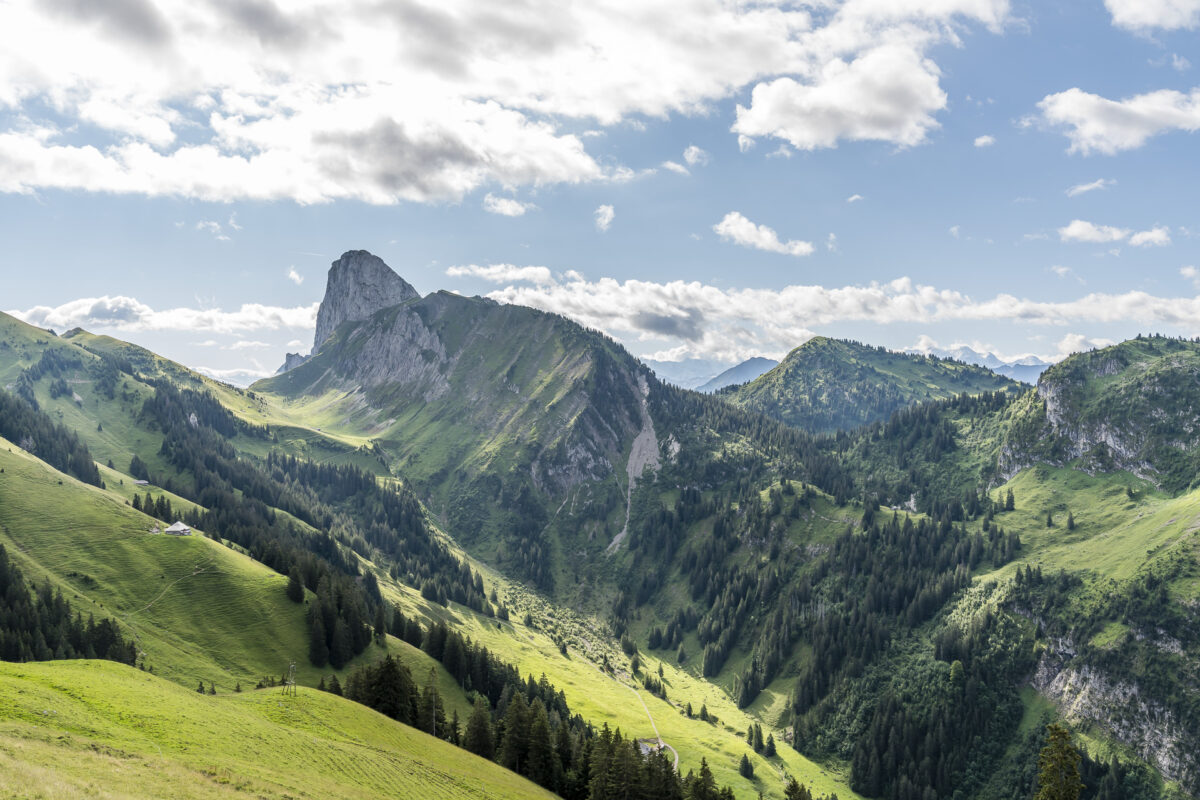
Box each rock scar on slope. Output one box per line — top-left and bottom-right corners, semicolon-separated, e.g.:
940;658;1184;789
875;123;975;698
607;375;660;555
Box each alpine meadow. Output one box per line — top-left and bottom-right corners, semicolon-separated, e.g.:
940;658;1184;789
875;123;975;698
2;2;1200;800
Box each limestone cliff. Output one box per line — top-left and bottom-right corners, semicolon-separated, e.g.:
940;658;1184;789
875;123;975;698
312;250;419;353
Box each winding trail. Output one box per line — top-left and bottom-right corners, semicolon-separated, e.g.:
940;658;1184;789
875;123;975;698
619;679;679;770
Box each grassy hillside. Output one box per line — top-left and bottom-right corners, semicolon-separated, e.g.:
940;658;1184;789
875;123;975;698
0;436;469;712
0;659;555;800
722;336;1018;434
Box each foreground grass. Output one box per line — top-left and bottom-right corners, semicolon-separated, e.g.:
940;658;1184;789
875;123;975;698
0;660;555;800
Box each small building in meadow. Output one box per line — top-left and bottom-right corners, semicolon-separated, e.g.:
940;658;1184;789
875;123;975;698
164;521;191;536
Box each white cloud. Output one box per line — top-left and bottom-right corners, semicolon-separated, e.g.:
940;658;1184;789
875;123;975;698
194;365;276;385
661;161;690;175
227;212;242;231
482;193;536;216
1105;0;1200;31
1174;54;1193;72
286;339;305;348
766;145;794;159
1056;333;1115;356
481;272;1200;363
683;145;710;167
733;43;948;151
445;264;555;285
1037;86;1200;155
1059;219;1172;247
0;0;1010;203
846;193;864;203
974;134;995;147
949;225;961;238
224;340;271;350
196;220;229;241
287;267;304;285
826;232;838;251
1130;225;1172;247
1058;219;1130;243
713;211;813;257
1065;178;1114;197
594;204;615;232
9;296;318;334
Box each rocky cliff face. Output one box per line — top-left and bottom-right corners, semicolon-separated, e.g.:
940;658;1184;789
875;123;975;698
312;250;419;352
1033;637;1199;793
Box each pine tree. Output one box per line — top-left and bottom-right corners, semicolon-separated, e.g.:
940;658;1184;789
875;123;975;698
498;692;529;773
308;604;329;667
465;695;495;758
1005;488;1015;511
328;673;342;696
764;734;776;757
197;679;205;693
526;700;554;787
1067;511;1075;531
738;753;754;779
1046;510;1054;527
783;777;812;800
286;566;305;603
1035;723;1084;800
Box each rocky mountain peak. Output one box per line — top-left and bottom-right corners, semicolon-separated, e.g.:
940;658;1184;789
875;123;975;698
313;250;419;352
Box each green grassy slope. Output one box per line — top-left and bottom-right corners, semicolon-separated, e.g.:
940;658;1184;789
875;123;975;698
0;436;468;712
0;659;556;800
722;336;1018;434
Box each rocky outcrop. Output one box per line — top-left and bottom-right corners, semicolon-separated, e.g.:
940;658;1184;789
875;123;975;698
275;352;310;374
313;250;419;353
1033;639;1198;793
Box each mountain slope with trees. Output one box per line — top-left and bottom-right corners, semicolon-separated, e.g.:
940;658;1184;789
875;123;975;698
720;336;1020;434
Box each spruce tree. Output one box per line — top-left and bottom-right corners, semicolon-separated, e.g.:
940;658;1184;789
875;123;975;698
1067;511;1075;531
1035;723;1084;800
738;753;754;779
308;606;329;667
1005;488;1015;511
465;696;495;759
328;673;342;696
526;700;554;787
286;566;304;603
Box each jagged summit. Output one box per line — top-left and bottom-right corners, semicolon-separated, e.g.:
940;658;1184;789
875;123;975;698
312;250;419;352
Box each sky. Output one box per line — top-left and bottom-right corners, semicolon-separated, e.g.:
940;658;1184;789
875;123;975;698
2;0;1199;384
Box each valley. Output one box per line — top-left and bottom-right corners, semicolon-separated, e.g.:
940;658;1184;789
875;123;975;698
1;254;1197;800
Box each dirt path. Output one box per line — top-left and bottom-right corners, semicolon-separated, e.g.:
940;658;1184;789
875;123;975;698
620;679;679;770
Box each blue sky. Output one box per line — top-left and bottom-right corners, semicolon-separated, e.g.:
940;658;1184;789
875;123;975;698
2;0;1198;383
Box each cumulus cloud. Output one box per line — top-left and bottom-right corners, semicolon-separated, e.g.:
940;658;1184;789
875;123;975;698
482;193;536;216
661;160;690;175
224;340;271;350
9;296;318;334
974;134;995;147
0;0;1011;203
594;204;615;232
445;264;555;285
287;267;304;285
1037;86;1200;155
683;145;710;166
1183;265;1200;286
1105;0;1200;31
1057;332;1115;356
1130;225;1172;247
1059;219;1172;246
480;271;1200;363
1066;178;1114;196
1058;219;1129;243
713;211;813;257
733;44;948;151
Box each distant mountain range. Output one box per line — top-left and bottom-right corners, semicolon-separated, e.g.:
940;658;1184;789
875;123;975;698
906;345;1052;384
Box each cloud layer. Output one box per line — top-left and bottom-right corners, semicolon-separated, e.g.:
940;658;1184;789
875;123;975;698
0;0;1011;203
10;296;318;334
